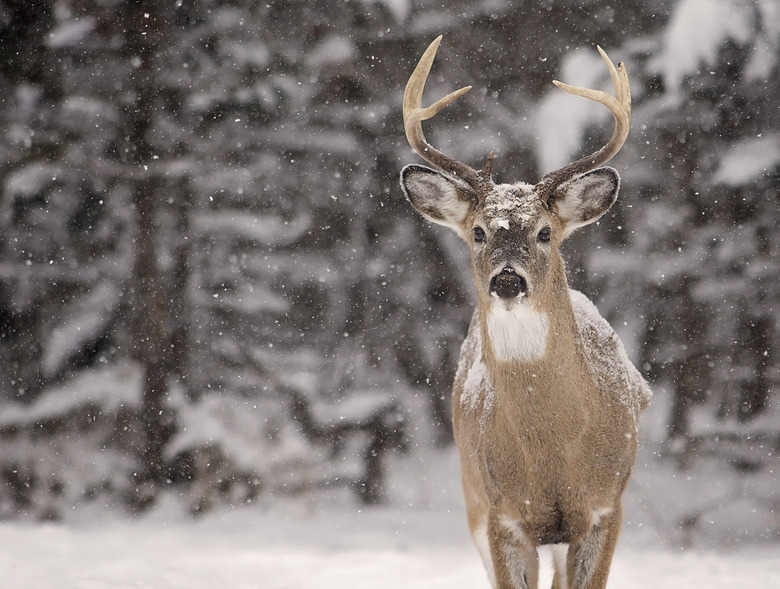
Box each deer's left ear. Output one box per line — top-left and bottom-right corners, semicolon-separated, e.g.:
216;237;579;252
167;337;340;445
550;167;620;237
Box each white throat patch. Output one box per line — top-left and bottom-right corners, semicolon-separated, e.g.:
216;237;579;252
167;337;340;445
487;301;549;362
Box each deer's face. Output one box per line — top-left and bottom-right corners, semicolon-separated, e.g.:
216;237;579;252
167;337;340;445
401;164;620;313
469;184;554;309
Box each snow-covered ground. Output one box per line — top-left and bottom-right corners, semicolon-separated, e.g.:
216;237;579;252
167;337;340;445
2;391;777;588
2;437;779;589
2;489;778;589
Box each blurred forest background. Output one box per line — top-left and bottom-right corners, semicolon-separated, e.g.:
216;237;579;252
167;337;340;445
0;0;777;543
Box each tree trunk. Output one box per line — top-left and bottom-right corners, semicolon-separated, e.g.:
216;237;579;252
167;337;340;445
124;0;176;501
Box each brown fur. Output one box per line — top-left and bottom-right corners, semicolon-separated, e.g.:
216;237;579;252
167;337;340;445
400;172;650;588
399;39;648;588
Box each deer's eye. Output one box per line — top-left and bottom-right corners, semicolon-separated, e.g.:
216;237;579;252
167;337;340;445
473;227;486;243
537;227;551;243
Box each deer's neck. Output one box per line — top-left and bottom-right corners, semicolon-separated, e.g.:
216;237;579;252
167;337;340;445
479;262;586;395
485;302;550;363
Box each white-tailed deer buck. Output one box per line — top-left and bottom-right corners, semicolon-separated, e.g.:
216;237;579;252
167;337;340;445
400;37;652;589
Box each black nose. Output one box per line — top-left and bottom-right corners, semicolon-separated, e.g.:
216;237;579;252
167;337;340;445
489;268;527;299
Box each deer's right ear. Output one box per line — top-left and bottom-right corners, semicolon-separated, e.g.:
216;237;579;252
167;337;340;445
400;164;475;231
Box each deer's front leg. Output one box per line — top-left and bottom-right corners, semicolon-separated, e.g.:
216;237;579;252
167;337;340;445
567;503;622;589
487;510;539;589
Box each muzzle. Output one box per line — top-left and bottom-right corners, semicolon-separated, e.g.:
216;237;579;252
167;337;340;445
489;267;527;299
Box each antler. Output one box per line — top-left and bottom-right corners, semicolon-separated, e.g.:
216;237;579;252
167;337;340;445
403;36;487;190
536;46;631;203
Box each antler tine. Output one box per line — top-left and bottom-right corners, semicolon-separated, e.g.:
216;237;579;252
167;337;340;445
537;46;632;203
403;36;484;189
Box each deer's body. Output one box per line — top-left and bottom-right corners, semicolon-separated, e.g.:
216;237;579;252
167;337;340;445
454;289;648;588
399;38;651;588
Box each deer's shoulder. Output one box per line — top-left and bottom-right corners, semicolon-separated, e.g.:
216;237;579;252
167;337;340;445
569;289;652;422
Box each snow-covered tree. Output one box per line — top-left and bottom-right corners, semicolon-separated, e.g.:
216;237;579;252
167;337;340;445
0;0;777;542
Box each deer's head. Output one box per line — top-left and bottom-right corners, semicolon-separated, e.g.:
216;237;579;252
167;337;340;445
400;37;631;360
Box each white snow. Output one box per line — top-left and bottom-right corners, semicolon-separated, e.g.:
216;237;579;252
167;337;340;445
657;0;752;96
713;134;780;186
570;289;652;428
0;392;776;587
0;360;142;428
482;183;539;226
744;33;776;82
1;450;778;589
458;311;490;413
306;36;356;68
536;49;611;173
225;41;272;69
47;16;96;49
43;283;118;376
193;210;312;246
358;0;411;23
462;357;489;413
4;162;63;198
